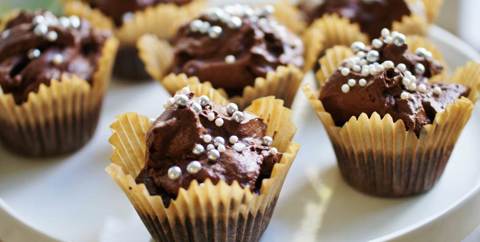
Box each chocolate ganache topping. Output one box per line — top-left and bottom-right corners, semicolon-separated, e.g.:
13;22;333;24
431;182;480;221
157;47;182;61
136;88;281;204
170;5;304;96
320;29;469;135
0;11;109;104
87;0;193;26
298;0;412;38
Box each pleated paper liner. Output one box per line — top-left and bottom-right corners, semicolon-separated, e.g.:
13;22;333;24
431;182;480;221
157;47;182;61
272;0;306;34
314;36;447;88
106;84;299;242
302;0;442;72
0;37;118;157
304;61;480;197
137;34;304;108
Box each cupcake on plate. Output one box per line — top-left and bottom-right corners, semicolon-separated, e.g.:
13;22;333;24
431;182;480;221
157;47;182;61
63;0;205;80
273;0;444;71
106;83;299;242
138;4;304;108
304;29;480;197
0;10;118;157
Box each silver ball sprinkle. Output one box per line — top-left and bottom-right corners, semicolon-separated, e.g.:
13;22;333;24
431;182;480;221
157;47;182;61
359;78;367;87
59;17;71;28
208;149;220;161
207;144;215;151
407;82;417;92
217;144;226;153
191;102;203;113
416;48;432;59
400;91;410;100
417;83;427;93
215;118;224;127
340;68;350;76
341;84;350;93
208;26;223;38
174;94;189;106
199;95;210;107
372;38;383;49
397;63;407;72
225;55;236;64
381;28;390;38
202;134;212;143
348;79;357;87
262;136;273;146
69;16;81;28
382;60;394;69
232;111;245;123
366;50;380;62
415;63;426;74
229;135;239;144
122;12;135;23
228;16;243;29
352;65;362;72
193;144;205;155
28;49;41;59
1;30;10;39
46;31;58;41
207;112;216;121
214;136;225;146
270;147;278;155
226;103;238;115
433;86;443;95
168;166;182;180
384;36;393;44
33;15;46;25
52;54;63;65
392;32;406;46
34;24;48;36
351;41;366;52
187;161;202;174
190;19;204;32
233;142;246;152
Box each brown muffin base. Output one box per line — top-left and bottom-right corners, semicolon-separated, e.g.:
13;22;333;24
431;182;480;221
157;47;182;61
113;46;151;81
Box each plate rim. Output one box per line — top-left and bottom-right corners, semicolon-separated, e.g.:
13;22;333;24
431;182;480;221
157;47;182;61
1;26;479;242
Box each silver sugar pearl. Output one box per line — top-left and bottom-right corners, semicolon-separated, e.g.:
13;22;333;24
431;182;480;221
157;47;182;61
340;68;350;76
174;94;189;106
33;15;46;25
381;28;390;38
351;41;366;52
372;38;383;49
69;16;81;28
207;144;215;151
59;17;71;28
228;16;243;29
229;135;239;144
226;103;238;115
1;30;10;39
215;118;224;127
392;32;406;46
225;55;236;64
207;112;216;121
202;134;212;143
208;149;220;161
382;60;394;69
397;63;407;72
407;82;417;91
46;31;58;41
208;26;223;38
217;144;226;153
187;161;202;174
270;147;278;155
214;136;225;146
416;48;432;59
233;142;246;152
28;49;41;59
191;102;203;113
417;83;427;93
190;19;204;32
366;50;380;62
34;24;48;36
348;79;357;87
232;111;245;123
433;86;443;95
52;54;63;65
168;166;182;180
122;12;135;23
359;78;367;87
415;63;426;74
192;144;205;155
341;84;350;93
262;136;273;146
400;91;410;100
199;95;210;106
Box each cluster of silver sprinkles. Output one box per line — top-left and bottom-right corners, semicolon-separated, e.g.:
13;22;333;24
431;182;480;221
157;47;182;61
189;4;275;63
165;89;278;181
337;28;437;98
21;12;81;60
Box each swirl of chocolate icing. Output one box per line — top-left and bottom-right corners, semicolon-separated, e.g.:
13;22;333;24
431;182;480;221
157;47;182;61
319;29;469;135
0;11;110;104
170;5;304;96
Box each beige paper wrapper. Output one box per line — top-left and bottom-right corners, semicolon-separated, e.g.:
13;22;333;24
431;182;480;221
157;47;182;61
302;0;442;71
314;36;447;88
304;48;480;196
0;18;118;156
272;0;306;34
137;35;304;108
106;83;299;242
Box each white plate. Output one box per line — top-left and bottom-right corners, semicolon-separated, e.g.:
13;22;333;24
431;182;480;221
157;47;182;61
0;26;479;242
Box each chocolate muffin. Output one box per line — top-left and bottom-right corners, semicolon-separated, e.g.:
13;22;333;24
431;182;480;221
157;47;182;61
298;0;412;38
137;91;281;205
106;83;299;242
0;10;117;156
319;29;468;135
64;0;205;81
304;29;479;197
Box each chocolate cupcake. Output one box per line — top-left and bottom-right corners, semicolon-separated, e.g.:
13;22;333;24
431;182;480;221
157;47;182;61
304;29;480;197
107;83;299;242
63;0;205;80
0;10;118;157
278;0;444;71
138;4;304;108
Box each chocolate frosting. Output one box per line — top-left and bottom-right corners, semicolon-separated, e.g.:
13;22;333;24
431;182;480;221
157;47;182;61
298;0;412;38
170;5;304;96
136;90;281;204
0;11;109;104
87;0;193;26
320;31;469;135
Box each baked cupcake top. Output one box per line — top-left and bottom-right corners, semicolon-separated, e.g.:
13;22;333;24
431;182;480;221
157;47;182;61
320;29;469;135
0;11;110;104
136;89;281;204
86;0;193;26
298;0;412;38
170;5;304;96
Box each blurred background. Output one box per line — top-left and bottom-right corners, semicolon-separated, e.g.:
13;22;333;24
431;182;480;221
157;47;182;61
1;0;480;50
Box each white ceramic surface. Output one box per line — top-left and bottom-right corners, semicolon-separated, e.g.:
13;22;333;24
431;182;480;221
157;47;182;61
0;26;479;242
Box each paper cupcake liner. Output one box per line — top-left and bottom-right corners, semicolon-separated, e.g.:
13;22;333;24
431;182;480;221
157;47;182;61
314;36;447;87
138;35;304;108
304;61;480;197
0;35;118;157
420;0;444;23
272;0;306;34
106;84;299;241
63;0;206;45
